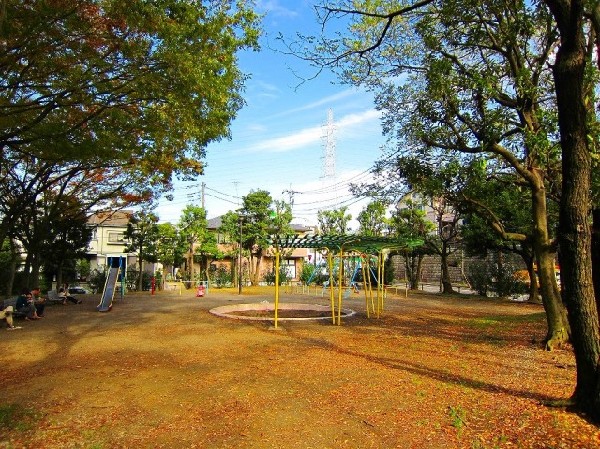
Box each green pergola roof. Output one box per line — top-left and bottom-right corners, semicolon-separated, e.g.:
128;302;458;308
269;234;423;254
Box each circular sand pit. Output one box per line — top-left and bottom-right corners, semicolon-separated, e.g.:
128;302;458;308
209;302;355;321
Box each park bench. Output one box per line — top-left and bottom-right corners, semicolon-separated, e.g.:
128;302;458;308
164;281;185;295
47;290;66;304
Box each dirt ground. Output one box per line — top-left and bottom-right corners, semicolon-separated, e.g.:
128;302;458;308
0;286;598;449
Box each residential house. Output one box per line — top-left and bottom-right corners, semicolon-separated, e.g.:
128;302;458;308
198;216;315;284
86;210;136;273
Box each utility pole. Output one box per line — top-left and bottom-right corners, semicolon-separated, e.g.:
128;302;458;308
201;182;205;209
282;185;301;212
238;214;244;295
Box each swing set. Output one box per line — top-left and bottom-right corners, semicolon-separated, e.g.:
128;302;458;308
302;256;373;299
269;235;423;329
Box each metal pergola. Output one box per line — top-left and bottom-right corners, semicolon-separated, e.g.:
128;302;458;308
268;235;423;328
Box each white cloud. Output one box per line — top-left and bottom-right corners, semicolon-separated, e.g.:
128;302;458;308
258;0;299;18
337;109;382;129
244;125;322;153
243;108;381;154
270;90;358;119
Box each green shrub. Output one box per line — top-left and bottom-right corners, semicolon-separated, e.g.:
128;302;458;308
467;259;527;298
76;259;91;281
263;265;290;286
88;267;107;294
153;270;163;290
491;262;527;297
126;268;153;291
211;265;232;288
300;263;316;284
467;262;490;296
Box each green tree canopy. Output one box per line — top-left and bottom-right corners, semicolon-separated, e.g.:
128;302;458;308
285;0;600;420
304;0;567;347
357;201;389;237
156;222;187;278
0;0;261;245
317;207;352;235
124;211;160;291
178;205;215;280
219;191;293;286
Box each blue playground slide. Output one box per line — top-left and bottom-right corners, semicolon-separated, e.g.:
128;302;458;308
97;266;119;312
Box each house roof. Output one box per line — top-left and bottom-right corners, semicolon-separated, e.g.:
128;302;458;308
88;210;133;226
206;216;223;229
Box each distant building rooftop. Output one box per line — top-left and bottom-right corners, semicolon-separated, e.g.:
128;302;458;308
88;210;133;226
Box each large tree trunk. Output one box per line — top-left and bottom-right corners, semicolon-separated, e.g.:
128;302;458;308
531;183;570;349
56;266;63;292
249;251;262;286
30;256;41;289
137;254;144;292
440;243;454;294
254;254;262;286
6;239;18;296
405;252;423;290
546;0;600;421
521;252;540;303
592;207;600;316
519;95;571;348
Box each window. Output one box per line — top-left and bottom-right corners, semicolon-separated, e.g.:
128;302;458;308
282;259;296;279
108;232;125;244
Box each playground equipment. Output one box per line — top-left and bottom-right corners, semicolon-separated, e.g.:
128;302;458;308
209;302;355;322
97;256;125;312
269;234;423;329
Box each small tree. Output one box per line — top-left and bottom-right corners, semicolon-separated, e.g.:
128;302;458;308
263;265;291;286
317;207;352;235
210;265;232;288
390;200;435;290
156;223;187;279
179;205;220;284
124;211;159;291
76;259;91;282
357;201;389;237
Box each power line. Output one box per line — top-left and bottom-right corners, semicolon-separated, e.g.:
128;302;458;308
204;185;243;200
204;192;242;206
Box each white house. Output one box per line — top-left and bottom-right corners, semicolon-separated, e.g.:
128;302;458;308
86;210;135;272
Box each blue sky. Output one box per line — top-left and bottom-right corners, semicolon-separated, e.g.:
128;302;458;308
156;1;386;229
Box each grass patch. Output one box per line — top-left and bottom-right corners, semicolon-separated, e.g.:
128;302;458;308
0;403;40;432
466;312;545;329
448;405;467;436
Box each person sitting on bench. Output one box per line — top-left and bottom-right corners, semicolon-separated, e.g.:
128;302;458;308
16;289;42;320
30;287;46;317
59;287;81;304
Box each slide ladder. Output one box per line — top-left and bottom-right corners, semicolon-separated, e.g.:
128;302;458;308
97;266;119;312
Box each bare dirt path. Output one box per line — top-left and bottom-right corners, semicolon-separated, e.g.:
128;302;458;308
0;287;598;448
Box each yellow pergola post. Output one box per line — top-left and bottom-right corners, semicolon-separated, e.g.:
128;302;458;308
365;256;375;315
328;250;335;324
361;255;370;318
377;251;384;317
274;248;280;329
337;247;344;325
269;234;424;326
